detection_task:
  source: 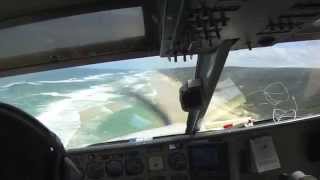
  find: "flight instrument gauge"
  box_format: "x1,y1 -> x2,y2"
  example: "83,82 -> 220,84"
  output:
125,157 -> 145,175
105,160 -> 123,177
168,152 -> 187,171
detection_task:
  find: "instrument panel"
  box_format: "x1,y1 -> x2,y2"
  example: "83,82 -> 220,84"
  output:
69,140 -> 229,180
67,118 -> 320,180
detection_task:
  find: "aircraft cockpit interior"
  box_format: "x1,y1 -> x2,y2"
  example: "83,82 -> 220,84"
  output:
1,0 -> 320,180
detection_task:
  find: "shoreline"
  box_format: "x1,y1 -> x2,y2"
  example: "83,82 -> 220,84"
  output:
66,71 -> 188,148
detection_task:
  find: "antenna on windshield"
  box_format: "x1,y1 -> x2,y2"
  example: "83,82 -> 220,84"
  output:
180,39 -> 238,134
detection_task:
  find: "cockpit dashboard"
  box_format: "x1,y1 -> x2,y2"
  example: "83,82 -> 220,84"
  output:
68,116 -> 320,180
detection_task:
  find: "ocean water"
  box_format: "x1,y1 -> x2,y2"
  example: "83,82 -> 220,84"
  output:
0,68 -> 183,148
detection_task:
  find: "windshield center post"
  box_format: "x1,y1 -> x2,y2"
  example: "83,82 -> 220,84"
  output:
183,39 -> 238,134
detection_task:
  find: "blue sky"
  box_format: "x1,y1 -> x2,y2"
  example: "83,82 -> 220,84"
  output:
81,40 -> 320,69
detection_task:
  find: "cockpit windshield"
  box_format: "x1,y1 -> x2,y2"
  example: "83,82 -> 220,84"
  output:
1,40 -> 320,149
0,56 -> 196,148
201,40 -> 320,130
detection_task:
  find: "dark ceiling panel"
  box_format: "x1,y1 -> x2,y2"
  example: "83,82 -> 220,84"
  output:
159,0 -> 320,58
0,0 -> 319,76
0,0 -> 144,29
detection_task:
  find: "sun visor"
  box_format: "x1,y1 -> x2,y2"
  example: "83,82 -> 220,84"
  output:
0,7 -> 145,58
0,6 -> 158,76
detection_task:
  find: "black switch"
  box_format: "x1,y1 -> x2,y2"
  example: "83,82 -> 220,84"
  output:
307,133 -> 320,162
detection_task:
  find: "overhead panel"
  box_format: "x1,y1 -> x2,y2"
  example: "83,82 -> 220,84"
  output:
160,0 -> 320,58
0,0 -> 320,76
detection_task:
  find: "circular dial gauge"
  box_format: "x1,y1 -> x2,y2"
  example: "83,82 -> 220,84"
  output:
86,162 -> 105,179
125,158 -> 144,175
168,152 -> 187,171
105,160 -> 123,177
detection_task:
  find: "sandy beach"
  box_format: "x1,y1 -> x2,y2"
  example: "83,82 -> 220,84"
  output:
66,70 -> 187,148
148,72 -> 188,123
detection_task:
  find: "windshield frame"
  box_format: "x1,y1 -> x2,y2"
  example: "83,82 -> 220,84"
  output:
185,39 -> 238,134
